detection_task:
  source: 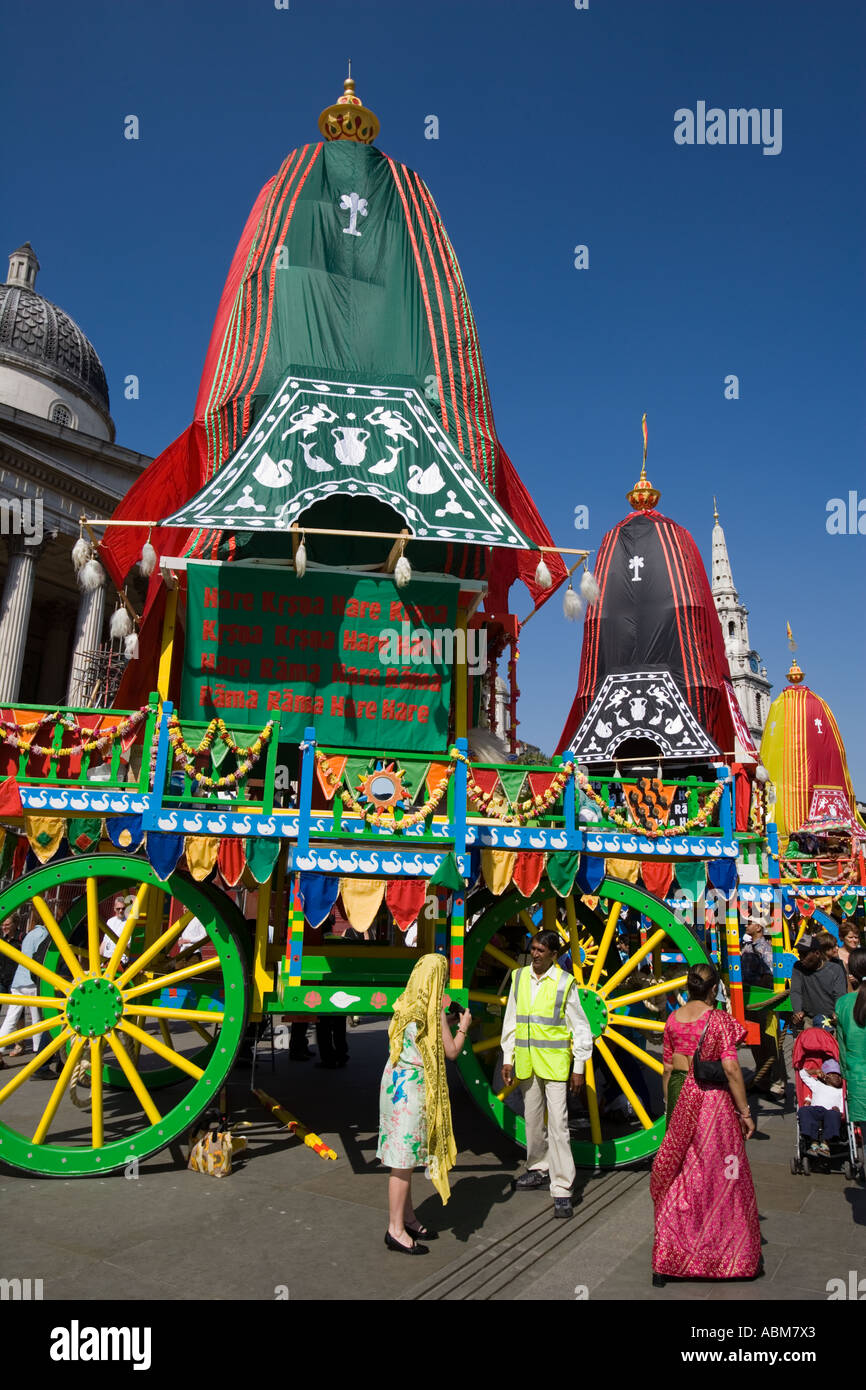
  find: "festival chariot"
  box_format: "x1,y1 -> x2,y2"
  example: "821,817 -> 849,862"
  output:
0,77 -> 863,1180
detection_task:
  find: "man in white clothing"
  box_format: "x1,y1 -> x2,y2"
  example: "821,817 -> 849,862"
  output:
501,929 -> 594,1218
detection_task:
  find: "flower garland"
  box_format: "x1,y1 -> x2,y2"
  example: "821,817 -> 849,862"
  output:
576,771 -> 724,836
168,715 -> 274,790
0,706 -> 150,758
315,749 -> 453,828
451,749 -> 576,826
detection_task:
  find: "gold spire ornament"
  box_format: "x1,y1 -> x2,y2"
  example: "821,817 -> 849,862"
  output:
318,63 -> 380,144
626,412 -> 661,511
786,657 -> 805,685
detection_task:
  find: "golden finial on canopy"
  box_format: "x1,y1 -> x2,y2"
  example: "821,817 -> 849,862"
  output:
786,657 -> 805,685
626,413 -> 661,511
318,63 -> 380,144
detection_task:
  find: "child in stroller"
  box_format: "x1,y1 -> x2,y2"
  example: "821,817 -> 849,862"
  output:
792,1027 -> 858,1177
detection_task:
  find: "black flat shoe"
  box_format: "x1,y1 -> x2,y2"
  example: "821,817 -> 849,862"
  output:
405,1222 -> 438,1241
652,1273 -> 666,1288
384,1232 -> 429,1255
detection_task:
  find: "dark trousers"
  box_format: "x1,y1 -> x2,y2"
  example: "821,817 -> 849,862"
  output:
798,1105 -> 842,1142
315,1016 -> 348,1065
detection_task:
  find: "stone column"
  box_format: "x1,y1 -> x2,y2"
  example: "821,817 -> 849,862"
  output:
66,581 -> 107,706
0,536 -> 41,702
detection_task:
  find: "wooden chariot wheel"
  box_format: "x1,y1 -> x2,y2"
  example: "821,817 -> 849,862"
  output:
455,876 -> 712,1169
0,856 -> 248,1176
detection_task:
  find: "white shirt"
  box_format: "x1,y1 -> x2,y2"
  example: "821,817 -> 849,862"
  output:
101,913 -> 128,960
799,1068 -> 843,1112
501,963 -> 594,1074
177,917 -> 208,949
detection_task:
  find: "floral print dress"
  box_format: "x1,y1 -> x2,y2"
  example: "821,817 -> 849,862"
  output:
377,1021 -> 427,1169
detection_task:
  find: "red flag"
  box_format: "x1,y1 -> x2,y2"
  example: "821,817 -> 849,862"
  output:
513,852 -> 546,898
386,879 -> 428,932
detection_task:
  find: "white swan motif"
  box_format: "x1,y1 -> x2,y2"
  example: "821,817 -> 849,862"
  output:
529,832 -> 547,849
407,461 -> 445,494
254,452 -> 293,488
358,856 -> 379,874
381,857 -> 402,875
706,841 -> 722,857
586,835 -> 604,853
619,836 -> 638,854
549,832 -> 568,850
130,798 -> 148,812
295,854 -> 317,872
655,837 -> 672,854
26,790 -> 48,808
209,815 -> 227,834
638,839 -> 655,855
688,841 -> 705,856
70,796 -> 89,811
90,796 -> 110,812
670,839 -> 690,855
158,815 -> 178,831
255,819 -> 276,836
48,795 -> 67,810
502,830 -> 522,849
182,814 -> 204,832
233,816 -> 252,835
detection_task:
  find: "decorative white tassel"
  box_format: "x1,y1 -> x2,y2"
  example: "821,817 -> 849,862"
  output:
580,569 -> 600,604
394,554 -> 412,588
756,765 -> 769,783
139,540 -> 157,577
534,557 -> 552,589
124,632 -> 139,660
79,558 -> 106,591
110,607 -> 133,641
294,540 -> 307,579
72,536 -> 90,572
563,583 -> 583,621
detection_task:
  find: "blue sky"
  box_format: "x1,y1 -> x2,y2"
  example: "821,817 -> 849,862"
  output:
4,0 -> 864,784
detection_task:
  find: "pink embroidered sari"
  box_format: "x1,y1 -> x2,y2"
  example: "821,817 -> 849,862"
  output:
650,1009 -> 761,1279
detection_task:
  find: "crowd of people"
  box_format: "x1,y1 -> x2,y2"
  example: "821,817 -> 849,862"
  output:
376,917 -> 866,1284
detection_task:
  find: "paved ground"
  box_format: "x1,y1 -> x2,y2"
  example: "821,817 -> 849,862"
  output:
1,1021 -> 863,1302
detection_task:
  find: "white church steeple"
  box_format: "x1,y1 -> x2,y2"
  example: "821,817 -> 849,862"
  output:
711,500 -> 772,744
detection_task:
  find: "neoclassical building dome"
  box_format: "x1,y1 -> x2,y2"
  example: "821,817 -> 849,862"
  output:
0,243 -> 113,440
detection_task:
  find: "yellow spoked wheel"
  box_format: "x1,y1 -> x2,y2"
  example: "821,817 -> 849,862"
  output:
457,876 -> 711,1168
0,856 -> 248,1176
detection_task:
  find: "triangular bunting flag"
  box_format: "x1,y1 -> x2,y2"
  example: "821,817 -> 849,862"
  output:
68,817 -> 102,853
640,862 -> 674,899
675,862 -> 707,901
481,849 -> 516,896
605,857 -> 640,884
316,754 -> 348,801
707,857 -> 737,895
217,837 -> 246,888
245,836 -> 281,885
512,852 -> 546,899
395,761 -> 429,803
576,854 -> 606,895
527,772 -> 559,801
210,735 -> 232,770
498,769 -> 528,809
339,878 -> 386,934
386,878 -> 428,932
24,815 -> 65,864
0,778 -> 24,818
547,850 -> 581,897
146,832 -> 185,881
429,851 -> 464,890
426,762 -> 453,799
185,835 -> 220,882
107,815 -> 144,851
299,873 -> 340,929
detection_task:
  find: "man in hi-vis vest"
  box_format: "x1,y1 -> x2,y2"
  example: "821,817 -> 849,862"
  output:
501,930 -> 593,1218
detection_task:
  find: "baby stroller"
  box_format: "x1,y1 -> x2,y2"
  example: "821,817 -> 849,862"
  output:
790,1027 -> 861,1180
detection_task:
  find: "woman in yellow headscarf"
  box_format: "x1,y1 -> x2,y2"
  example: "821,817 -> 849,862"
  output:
378,953 -> 471,1253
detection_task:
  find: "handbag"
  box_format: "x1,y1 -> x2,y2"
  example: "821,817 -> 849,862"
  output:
692,1010 -> 728,1088
187,1122 -> 248,1177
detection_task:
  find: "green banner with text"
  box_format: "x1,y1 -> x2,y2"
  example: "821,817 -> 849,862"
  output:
181,562 -> 457,751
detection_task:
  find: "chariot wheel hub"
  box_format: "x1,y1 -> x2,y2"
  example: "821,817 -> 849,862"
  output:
65,975 -> 124,1038
576,985 -> 609,1038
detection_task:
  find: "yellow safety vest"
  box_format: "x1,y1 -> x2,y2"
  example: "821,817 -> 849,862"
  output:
514,965 -> 575,1082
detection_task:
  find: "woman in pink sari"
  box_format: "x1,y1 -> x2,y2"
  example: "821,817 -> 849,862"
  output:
651,963 -> 762,1285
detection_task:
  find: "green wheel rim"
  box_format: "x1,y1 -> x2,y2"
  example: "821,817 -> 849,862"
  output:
456,877 -> 710,1170
0,857 -> 247,1177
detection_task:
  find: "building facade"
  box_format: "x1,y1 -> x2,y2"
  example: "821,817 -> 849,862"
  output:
0,243 -> 150,705
710,500 -> 772,744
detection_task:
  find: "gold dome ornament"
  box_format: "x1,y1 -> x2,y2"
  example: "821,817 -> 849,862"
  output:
626,412 -> 661,511
786,657 -> 805,686
318,65 -> 380,144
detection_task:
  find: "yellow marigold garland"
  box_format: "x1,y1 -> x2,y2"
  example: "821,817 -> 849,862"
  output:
576,771 -> 724,836
0,706 -> 150,758
451,749 -> 576,826
168,715 -> 274,790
